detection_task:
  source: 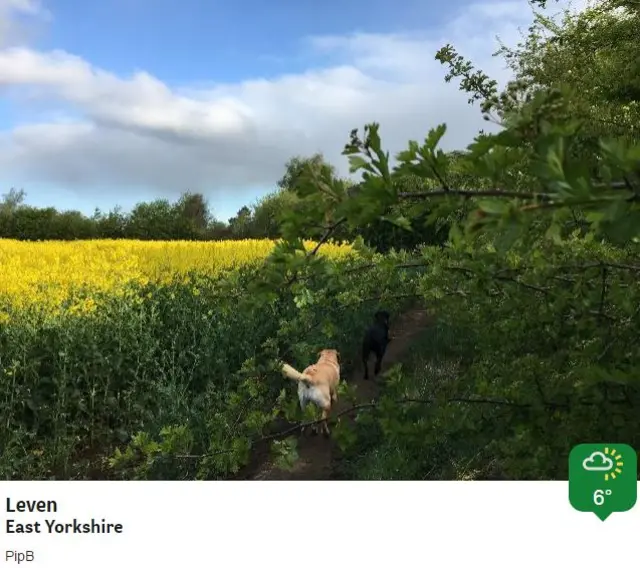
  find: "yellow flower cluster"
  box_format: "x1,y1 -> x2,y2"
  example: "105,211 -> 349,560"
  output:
0,239 -> 352,317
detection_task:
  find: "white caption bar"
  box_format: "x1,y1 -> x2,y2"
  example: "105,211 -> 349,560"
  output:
0,481 -> 637,567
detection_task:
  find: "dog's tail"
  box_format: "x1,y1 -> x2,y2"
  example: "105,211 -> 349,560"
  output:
282,363 -> 313,386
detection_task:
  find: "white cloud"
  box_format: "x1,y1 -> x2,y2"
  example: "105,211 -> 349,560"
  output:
0,0 -> 50,47
0,0 -> 588,204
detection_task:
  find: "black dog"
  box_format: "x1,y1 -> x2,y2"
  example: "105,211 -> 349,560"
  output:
362,310 -> 391,380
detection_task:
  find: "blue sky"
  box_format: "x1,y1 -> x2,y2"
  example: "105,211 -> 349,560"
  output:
0,0 -> 576,221
36,0 -> 464,80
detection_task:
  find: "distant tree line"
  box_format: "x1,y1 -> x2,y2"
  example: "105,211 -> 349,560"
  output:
1,151 -> 468,250
0,188 -> 234,241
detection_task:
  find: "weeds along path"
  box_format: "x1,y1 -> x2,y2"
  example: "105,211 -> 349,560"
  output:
244,306 -> 431,480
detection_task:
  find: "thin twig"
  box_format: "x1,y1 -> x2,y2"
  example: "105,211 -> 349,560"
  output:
597,302 -> 640,362
307,218 -> 347,257
285,217 -> 347,286
598,264 -> 608,323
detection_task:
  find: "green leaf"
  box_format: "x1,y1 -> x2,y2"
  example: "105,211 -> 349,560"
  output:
348,155 -> 370,173
383,215 -> 413,231
477,200 -> 508,215
424,124 -> 447,151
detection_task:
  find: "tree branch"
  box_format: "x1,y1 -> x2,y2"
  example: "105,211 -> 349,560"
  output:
495,261 -> 640,276
174,395 -> 538,461
398,188 -> 552,201
444,265 -> 551,294
396,181 -> 630,202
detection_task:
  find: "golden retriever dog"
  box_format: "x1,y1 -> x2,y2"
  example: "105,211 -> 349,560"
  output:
281,349 -> 340,437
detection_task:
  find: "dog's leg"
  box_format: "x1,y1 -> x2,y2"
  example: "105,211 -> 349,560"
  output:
310,405 -> 319,436
374,349 -> 383,376
320,407 -> 331,438
299,394 -> 309,436
362,348 -> 370,380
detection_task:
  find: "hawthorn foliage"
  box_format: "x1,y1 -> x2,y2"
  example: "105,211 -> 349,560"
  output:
259,0 -> 640,479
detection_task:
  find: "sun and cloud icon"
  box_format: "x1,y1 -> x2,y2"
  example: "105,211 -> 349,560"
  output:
582,447 -> 624,481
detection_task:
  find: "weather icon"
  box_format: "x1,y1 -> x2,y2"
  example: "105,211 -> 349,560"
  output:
582,447 -> 624,481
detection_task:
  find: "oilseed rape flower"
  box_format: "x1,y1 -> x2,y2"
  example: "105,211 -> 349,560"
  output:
0,238 -> 353,316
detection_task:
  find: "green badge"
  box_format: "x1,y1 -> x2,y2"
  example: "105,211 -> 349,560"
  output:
569,443 -> 637,521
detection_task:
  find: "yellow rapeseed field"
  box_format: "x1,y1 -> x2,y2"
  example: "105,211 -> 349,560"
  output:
0,238 -> 353,317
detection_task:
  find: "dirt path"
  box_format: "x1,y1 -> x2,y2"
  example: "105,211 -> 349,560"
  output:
247,307 -> 431,480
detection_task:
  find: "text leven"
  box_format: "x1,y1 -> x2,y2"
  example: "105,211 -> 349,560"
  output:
6,499 -> 57,514
5,498 -> 123,535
